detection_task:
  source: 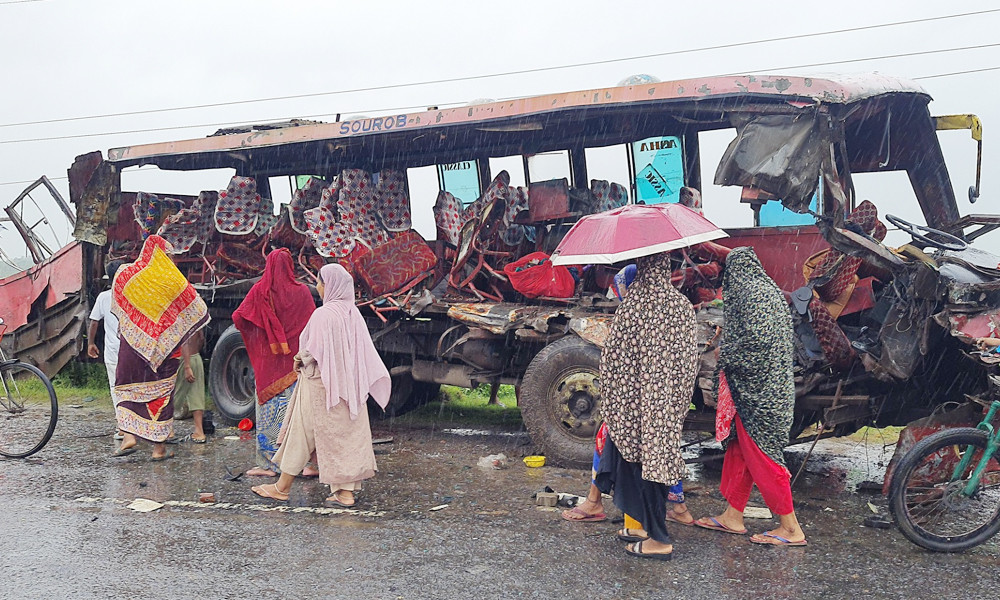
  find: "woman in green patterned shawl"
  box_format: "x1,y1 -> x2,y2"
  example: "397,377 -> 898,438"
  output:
694,246 -> 807,546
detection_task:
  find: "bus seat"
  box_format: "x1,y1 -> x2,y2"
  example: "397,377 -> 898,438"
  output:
134,192 -> 184,239
336,169 -> 388,247
304,206 -> 355,258
501,186 -> 529,246
255,198 -> 280,236
374,169 -> 412,231
289,176 -> 327,234
157,206 -> 201,253
591,180 -> 628,213
433,190 -> 464,246
801,199 -> 886,370
214,176 -> 262,235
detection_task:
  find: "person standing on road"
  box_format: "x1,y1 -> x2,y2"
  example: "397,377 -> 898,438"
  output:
594,252 -> 699,560
232,248 -> 316,477
88,260 -> 124,439
251,263 -> 390,506
564,259 -> 694,530
110,235 -> 209,461
694,246 -> 807,546
173,328 -> 208,443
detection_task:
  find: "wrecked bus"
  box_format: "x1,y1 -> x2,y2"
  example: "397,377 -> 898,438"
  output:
8,72 -> 996,468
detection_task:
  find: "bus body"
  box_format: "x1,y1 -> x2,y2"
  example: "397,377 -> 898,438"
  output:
17,71 -> 995,467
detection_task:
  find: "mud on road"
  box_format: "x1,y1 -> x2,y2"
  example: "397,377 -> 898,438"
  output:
1,405 -> 998,600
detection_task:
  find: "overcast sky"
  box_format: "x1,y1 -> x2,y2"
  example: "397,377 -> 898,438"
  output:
2,0 -> 999,257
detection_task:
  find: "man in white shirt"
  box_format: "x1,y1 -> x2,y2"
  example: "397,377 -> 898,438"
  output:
88,261 -> 123,437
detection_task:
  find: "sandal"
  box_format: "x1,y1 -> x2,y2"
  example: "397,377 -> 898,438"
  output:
750,532 -> 808,547
694,516 -> 748,535
625,540 -> 673,561
617,528 -> 649,543
111,445 -> 137,458
150,451 -> 175,462
324,490 -> 356,508
252,483 -> 289,501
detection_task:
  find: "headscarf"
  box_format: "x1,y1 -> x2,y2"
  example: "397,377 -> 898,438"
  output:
609,264 -> 637,300
718,246 -> 795,465
232,248 -> 316,403
300,264 -> 391,419
111,235 -> 209,371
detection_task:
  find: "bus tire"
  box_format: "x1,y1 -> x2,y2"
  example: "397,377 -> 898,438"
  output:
207,325 -> 256,425
520,336 -> 602,469
371,372 -> 440,419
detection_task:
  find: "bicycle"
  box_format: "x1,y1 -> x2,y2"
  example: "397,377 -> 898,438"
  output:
888,399 -> 1000,552
0,316 -> 59,458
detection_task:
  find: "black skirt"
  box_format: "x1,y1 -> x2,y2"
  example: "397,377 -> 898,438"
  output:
595,434 -> 672,544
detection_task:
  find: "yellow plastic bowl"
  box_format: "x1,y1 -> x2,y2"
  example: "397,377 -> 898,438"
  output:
523,455 -> 546,468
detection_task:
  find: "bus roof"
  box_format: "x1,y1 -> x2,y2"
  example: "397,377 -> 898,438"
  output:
107,73 -> 929,167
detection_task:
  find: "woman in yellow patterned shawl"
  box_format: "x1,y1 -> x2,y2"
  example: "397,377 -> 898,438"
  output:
110,235 -> 209,460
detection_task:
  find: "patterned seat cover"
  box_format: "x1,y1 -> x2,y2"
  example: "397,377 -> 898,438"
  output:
255,198 -> 281,236
289,177 -> 328,234
215,176 -> 261,235
433,190 -> 465,246
502,186 -> 529,246
374,169 -> 412,231
337,169 -> 388,247
304,206 -> 355,258
591,180 -> 629,213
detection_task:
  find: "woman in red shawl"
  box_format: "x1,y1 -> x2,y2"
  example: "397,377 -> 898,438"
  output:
251,263 -> 391,507
232,249 -> 316,477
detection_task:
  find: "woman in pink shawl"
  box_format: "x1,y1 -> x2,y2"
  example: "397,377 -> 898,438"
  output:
251,263 -> 391,506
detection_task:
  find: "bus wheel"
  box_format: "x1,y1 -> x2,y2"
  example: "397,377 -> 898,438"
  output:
520,336 -> 601,469
208,325 -> 256,425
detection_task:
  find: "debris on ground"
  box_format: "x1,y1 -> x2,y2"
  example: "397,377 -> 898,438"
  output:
477,453 -> 508,470
744,506 -> 773,519
127,498 -> 164,512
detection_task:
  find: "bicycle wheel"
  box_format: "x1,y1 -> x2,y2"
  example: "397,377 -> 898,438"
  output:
0,361 -> 58,458
888,427 -> 1000,552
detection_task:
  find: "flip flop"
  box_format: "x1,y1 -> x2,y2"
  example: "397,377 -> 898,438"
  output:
560,506 -> 607,523
252,484 -> 289,501
150,451 -> 175,462
625,540 -> 673,561
617,528 -> 649,543
324,497 -> 356,509
750,532 -> 808,547
111,446 -> 137,458
189,435 -> 207,444
694,517 -> 748,535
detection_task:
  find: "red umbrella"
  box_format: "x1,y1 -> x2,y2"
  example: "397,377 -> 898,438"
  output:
550,203 -> 728,265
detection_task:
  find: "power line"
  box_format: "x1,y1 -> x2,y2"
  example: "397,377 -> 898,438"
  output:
0,0 -> 49,4
2,62 -> 998,188
4,40 -> 999,148
717,42 -> 1000,77
1,8 -> 998,130
914,65 -> 1000,80
0,100 -> 468,146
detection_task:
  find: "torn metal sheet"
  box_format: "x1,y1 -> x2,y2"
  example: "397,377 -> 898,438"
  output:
714,112 -> 836,214
446,302 -> 575,335
69,157 -> 120,246
568,316 -> 612,348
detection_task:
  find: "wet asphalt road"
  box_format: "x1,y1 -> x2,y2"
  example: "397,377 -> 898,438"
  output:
2,405 -> 998,600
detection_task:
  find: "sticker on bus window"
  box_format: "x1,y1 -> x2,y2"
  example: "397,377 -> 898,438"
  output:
632,136 -> 684,204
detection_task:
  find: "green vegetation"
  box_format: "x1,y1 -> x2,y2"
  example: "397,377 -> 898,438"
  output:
50,362 -> 113,406
396,384 -> 523,429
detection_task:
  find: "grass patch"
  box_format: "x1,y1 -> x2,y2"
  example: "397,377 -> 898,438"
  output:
849,425 -> 903,445
394,384 -> 523,430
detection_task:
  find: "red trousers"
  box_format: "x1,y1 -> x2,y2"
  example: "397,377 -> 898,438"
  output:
720,416 -> 794,515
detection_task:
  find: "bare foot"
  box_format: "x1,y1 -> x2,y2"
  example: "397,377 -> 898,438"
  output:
246,467 -> 277,477
561,498 -> 606,522
667,505 -> 695,525
300,466 -> 319,478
